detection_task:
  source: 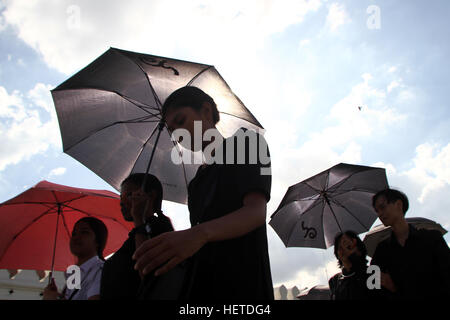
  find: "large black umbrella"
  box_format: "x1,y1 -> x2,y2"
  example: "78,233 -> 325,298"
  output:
363,217 -> 448,257
269,163 -> 389,249
51,47 -> 264,204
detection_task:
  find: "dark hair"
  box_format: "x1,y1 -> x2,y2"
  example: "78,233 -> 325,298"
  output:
372,188 -> 409,215
76,217 -> 108,260
334,230 -> 367,269
161,86 -> 220,125
121,173 -> 163,214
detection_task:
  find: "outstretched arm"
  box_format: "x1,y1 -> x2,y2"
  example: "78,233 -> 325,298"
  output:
132,192 -> 267,276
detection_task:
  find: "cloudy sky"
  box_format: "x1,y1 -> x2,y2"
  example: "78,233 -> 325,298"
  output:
1,0 -> 449,290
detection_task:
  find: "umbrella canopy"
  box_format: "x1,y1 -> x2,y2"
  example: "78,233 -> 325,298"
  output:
297,285 -> 331,300
269,163 -> 389,249
363,217 -> 448,257
0,181 -> 134,272
51,47 -> 264,204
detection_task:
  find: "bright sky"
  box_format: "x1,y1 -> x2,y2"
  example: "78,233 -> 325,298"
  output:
1,0 -> 449,290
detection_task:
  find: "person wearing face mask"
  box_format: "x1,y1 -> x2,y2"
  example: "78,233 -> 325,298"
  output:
43,217 -> 107,300
329,231 -> 370,300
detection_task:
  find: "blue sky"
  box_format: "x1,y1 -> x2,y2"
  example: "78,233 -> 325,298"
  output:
1,0 -> 449,289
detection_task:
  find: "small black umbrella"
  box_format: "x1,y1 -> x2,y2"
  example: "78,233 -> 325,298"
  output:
51,47 -> 264,204
363,217 -> 448,257
269,163 -> 389,249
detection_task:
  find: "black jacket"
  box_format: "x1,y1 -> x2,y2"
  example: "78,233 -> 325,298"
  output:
370,224 -> 450,300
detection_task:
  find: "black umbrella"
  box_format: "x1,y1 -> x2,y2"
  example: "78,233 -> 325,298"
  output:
363,217 -> 448,257
51,47 -> 264,204
269,163 -> 389,249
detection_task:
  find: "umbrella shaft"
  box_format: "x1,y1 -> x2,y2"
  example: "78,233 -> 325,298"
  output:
142,121 -> 165,191
49,204 -> 61,284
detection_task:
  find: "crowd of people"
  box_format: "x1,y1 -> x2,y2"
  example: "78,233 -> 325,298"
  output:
42,87 -> 449,300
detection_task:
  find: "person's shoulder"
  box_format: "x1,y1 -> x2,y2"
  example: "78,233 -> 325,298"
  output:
371,236 -> 391,259
329,272 -> 342,283
415,227 -> 445,242
328,272 -> 342,289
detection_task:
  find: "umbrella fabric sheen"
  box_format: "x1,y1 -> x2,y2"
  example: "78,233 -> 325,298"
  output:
51,47 -> 264,204
0,181 -> 133,272
270,163 -> 389,249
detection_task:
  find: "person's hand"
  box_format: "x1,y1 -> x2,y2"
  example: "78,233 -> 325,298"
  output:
43,278 -> 60,300
380,272 -> 397,292
130,189 -> 150,226
133,226 -> 208,276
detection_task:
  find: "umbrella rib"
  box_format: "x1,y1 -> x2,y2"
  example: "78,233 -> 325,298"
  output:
327,168 -> 381,193
64,115 -> 159,153
326,199 -> 344,234
218,110 -> 264,127
60,212 -> 73,243
186,66 -> 214,86
331,198 -> 372,231
129,122 -> 160,175
61,204 -> 131,232
0,205 -> 58,263
118,51 -> 164,110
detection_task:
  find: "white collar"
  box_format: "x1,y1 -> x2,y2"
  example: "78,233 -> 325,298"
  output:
79,255 -> 102,273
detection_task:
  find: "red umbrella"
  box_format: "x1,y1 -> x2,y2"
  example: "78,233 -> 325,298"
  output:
0,180 -> 134,274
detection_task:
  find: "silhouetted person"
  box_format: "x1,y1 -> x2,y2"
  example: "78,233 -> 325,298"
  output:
371,188 -> 450,299
100,173 -> 179,300
329,231 -> 370,300
43,217 -> 107,300
133,87 -> 273,300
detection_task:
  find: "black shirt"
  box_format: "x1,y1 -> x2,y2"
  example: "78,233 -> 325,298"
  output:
180,128 -> 273,300
329,255 -> 370,300
100,234 -> 141,300
370,224 -> 450,299
101,214 -> 183,300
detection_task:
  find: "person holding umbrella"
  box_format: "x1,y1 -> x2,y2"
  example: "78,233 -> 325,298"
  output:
43,217 -> 108,300
133,86 -> 273,300
329,231 -> 371,300
371,188 -> 450,299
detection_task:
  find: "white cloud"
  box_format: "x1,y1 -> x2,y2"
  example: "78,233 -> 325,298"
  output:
299,38 -> 311,47
326,2 -> 351,32
402,142 -> 450,203
48,167 -> 66,177
1,0 -> 322,74
274,257 -> 340,289
0,83 -> 61,171
387,80 -> 401,93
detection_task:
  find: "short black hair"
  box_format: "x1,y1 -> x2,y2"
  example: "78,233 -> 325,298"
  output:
333,230 -> 367,269
121,173 -> 163,213
372,188 -> 409,215
161,86 -> 220,125
76,217 -> 108,260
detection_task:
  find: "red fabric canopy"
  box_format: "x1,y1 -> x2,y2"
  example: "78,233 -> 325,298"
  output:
0,180 -> 133,271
